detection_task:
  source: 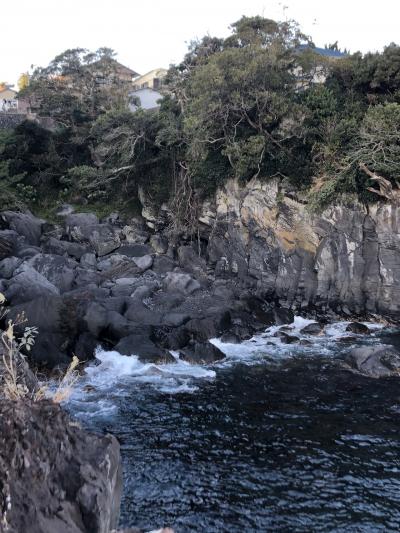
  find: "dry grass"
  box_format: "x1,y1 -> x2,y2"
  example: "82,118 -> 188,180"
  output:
52,356 -> 81,403
0,292 -> 81,403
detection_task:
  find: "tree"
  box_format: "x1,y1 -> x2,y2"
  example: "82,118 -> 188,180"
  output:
17,73 -> 30,91
20,48 -> 131,130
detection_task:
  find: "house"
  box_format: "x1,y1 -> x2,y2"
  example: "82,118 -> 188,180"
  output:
129,87 -> 163,111
294,45 -> 347,89
129,68 -> 167,111
0,85 -> 18,112
132,68 -> 167,91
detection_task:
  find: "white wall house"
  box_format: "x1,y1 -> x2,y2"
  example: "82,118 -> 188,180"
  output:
129,87 -> 163,111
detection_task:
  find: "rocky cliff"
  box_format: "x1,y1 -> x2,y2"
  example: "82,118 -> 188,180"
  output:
193,178 -> 400,319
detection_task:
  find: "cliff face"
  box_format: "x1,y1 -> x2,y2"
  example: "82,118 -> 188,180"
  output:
197,178 -> 400,319
0,400 -> 122,533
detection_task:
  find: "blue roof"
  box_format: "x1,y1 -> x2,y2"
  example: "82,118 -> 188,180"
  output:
297,44 -> 347,58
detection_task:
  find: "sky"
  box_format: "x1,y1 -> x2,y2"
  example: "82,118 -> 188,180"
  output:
2,0 -> 400,87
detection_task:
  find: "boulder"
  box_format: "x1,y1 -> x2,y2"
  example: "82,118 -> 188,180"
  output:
300,322 -> 323,335
220,332 -> 241,344
27,253 -> 77,293
4,263 -> 59,304
278,332 -> 300,344
80,253 -> 97,270
124,301 -> 163,326
115,334 -> 175,363
0,211 -> 43,246
0,400 -> 122,533
150,234 -> 169,254
42,237 -> 90,259
346,345 -> 400,378
152,255 -> 176,275
163,272 -> 201,295
0,230 -> 20,259
121,220 -> 150,244
0,256 -> 21,279
163,312 -> 191,328
179,341 -> 226,364
177,245 -> 207,278
84,302 -> 108,337
74,332 -> 99,360
89,225 -> 121,257
118,244 -> 152,257
346,322 -> 371,335
132,254 -> 153,271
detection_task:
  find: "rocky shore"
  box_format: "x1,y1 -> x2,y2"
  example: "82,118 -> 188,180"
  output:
1,177 -> 400,531
1,177 -> 400,371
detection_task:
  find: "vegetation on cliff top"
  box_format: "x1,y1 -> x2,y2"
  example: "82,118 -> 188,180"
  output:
1,16 -> 400,221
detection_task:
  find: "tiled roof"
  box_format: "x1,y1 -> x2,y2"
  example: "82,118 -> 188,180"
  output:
297,45 -> 347,58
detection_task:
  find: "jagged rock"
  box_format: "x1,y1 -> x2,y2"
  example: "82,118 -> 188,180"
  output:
42,236 -> 90,259
84,302 -> 108,337
163,272 -> 201,295
279,333 -> 300,344
0,230 -> 21,260
179,341 -> 226,364
0,400 -> 122,533
163,312 -> 191,327
124,301 -> 163,326
80,252 -> 97,269
27,253 -> 77,293
0,256 -> 21,279
74,332 -> 99,360
16,245 -> 42,259
150,234 -> 169,254
4,263 -> 59,304
220,332 -> 241,344
65,214 -> 121,256
118,244 -> 152,257
89,225 -> 121,257
177,245 -> 207,278
0,211 -> 44,246
152,255 -> 176,275
346,322 -> 371,334
121,219 -> 149,244
115,334 -> 175,363
346,345 -> 400,378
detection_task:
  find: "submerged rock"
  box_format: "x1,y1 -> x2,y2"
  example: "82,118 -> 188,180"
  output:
179,341 -> 226,364
0,400 -> 122,533
300,322 -> 323,335
346,322 -> 371,335
346,344 -> 400,378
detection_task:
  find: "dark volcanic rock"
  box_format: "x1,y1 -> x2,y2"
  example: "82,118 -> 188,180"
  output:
118,244 -> 152,257
279,333 -> 300,344
4,263 -> 59,304
0,211 -> 43,246
300,322 -> 323,335
346,344 -> 400,378
346,322 -> 371,335
179,341 -> 226,364
115,334 -> 175,363
0,400 -> 122,533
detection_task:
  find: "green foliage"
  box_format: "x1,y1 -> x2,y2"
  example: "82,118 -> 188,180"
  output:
1,17 -> 400,220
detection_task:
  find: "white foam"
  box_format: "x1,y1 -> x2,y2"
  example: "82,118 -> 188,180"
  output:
68,316 -> 385,417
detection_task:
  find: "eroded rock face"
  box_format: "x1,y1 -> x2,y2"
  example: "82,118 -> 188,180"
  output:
0,400 -> 122,533
201,178 -> 400,319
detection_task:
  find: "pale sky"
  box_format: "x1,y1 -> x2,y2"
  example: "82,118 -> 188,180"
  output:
3,0 -> 399,87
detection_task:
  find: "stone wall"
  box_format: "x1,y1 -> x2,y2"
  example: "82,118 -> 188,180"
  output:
0,113 -> 26,129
